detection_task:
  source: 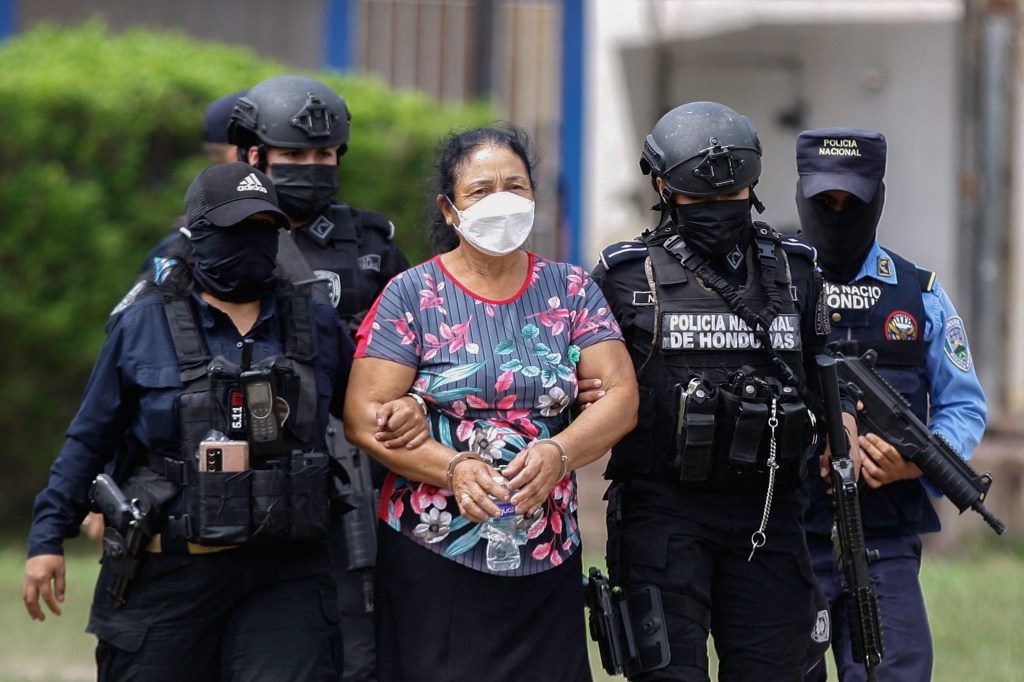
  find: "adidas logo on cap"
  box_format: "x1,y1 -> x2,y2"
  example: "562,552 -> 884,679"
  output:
237,173 -> 268,194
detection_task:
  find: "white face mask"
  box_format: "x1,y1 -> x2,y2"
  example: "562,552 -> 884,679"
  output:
448,191 -> 535,256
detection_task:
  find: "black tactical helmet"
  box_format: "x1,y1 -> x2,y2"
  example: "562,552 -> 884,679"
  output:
229,75 -> 351,154
640,101 -> 762,199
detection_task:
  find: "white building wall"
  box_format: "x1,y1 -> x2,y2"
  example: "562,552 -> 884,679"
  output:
586,1 -> 963,297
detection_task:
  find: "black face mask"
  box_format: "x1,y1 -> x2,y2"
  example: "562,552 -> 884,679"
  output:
797,184 -> 885,283
270,163 -> 340,222
672,198 -> 753,260
190,219 -> 279,302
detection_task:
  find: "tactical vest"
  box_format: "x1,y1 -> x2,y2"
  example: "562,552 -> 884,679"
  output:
608,228 -> 812,485
142,289 -> 332,547
286,203 -> 395,327
806,250 -> 940,536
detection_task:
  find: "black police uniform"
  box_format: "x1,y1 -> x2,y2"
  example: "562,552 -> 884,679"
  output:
593,224 -> 834,681
281,201 -> 410,333
276,200 -> 409,682
30,283 -> 353,681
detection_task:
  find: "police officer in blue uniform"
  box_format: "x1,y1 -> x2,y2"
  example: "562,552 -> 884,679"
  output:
229,74 -> 416,682
795,128 -> 987,682
24,162 -> 353,680
592,102 -> 860,681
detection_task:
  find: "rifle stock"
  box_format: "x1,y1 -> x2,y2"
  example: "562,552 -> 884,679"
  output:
834,350 -> 1005,534
817,355 -> 884,681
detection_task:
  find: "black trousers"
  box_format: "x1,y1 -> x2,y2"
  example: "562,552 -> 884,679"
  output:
608,479 -> 817,682
88,543 -> 339,682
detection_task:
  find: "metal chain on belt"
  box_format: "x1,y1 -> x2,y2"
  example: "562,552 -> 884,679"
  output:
749,397 -> 780,561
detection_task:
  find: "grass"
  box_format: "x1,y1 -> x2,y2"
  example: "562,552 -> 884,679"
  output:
3,538 -> 1022,681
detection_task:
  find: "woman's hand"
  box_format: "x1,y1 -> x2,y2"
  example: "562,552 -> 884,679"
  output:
450,458 -> 510,524
374,395 -> 430,450
504,441 -> 567,515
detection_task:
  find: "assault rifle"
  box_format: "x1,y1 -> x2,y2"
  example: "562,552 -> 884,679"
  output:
834,350 -> 1005,534
817,355 -> 885,681
583,566 -> 636,676
90,474 -> 148,608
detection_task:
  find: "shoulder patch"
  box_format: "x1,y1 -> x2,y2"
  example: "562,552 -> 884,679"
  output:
599,240 -> 648,270
943,316 -> 972,372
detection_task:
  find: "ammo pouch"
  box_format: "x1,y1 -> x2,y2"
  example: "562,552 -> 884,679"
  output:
169,451 -> 331,546
672,374 -> 811,481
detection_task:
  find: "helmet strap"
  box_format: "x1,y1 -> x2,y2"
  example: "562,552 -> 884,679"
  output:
749,186 -> 766,214
253,144 -> 269,173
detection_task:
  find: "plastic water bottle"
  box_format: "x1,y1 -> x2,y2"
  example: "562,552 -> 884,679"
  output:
484,477 -> 520,571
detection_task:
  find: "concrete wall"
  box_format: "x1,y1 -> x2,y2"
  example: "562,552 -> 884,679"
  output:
587,4 -> 963,300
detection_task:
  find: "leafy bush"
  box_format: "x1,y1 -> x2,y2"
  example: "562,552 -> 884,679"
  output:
0,21 -> 493,531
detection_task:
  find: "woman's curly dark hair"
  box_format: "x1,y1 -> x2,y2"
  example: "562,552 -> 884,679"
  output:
428,124 -> 538,254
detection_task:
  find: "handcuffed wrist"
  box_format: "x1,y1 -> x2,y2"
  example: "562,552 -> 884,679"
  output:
446,451 -> 485,491
534,438 -> 569,480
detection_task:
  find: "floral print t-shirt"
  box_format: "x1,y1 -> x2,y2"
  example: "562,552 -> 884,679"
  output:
355,253 -> 622,575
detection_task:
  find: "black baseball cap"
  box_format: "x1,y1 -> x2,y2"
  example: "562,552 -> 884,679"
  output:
203,89 -> 248,144
184,162 -> 288,228
796,128 -> 887,202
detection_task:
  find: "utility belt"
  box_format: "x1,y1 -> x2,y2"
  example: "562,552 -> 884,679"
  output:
146,449 -> 331,550
668,369 -> 815,482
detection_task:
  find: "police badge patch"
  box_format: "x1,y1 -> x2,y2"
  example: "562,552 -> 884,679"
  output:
358,254 -> 382,272
885,310 -> 918,341
811,609 -> 831,644
943,316 -> 973,372
314,269 -> 343,308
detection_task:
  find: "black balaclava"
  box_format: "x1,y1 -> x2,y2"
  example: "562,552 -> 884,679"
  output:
672,198 -> 753,260
190,218 -> 279,302
797,183 -> 885,283
269,163 -> 340,222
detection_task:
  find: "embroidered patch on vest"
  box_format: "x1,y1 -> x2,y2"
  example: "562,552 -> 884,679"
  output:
885,310 -> 918,340
308,214 -> 335,242
943,316 -> 972,372
877,255 -> 892,278
811,609 -> 831,644
358,254 -> 382,272
660,313 -> 802,350
725,246 -> 744,270
632,290 -> 654,306
314,269 -> 342,308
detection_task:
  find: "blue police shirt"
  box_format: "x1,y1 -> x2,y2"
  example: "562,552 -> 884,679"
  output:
852,242 -> 987,466
28,290 -> 353,557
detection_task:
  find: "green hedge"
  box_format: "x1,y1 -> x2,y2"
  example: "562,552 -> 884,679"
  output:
0,21 -> 493,534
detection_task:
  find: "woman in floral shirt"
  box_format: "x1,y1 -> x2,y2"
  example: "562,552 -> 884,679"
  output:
344,126 -> 638,681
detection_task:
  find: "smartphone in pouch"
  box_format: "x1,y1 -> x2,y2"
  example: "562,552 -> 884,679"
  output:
199,440 -> 250,472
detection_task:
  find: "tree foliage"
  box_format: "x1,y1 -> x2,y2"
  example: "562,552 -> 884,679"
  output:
0,21 -> 493,532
